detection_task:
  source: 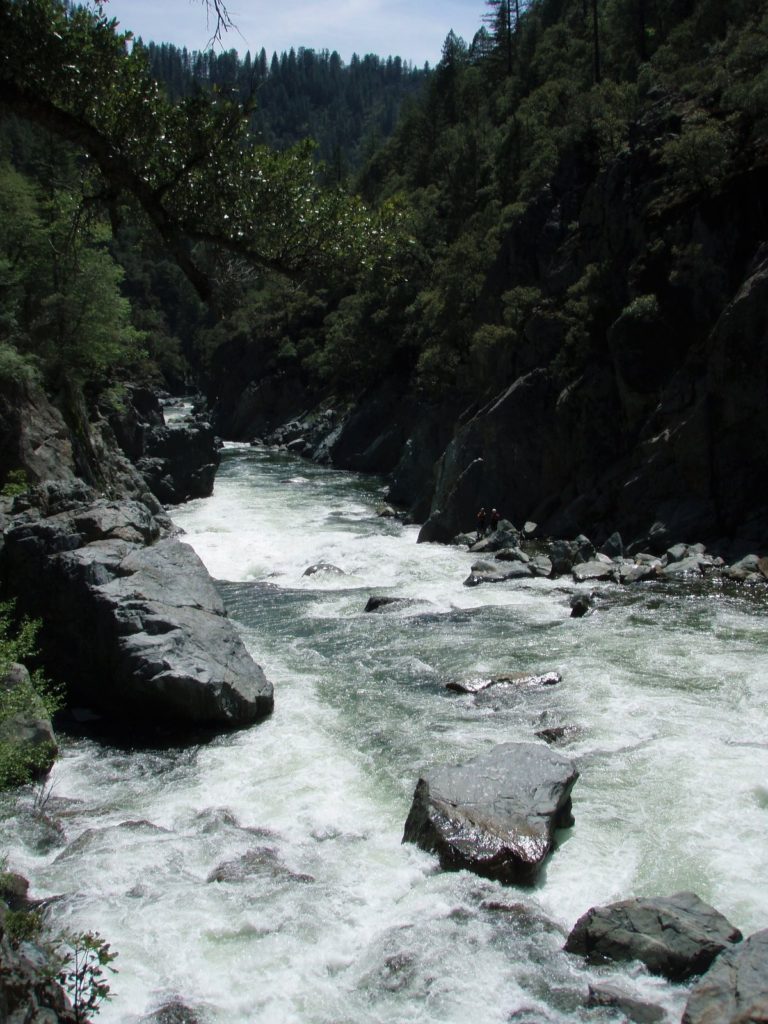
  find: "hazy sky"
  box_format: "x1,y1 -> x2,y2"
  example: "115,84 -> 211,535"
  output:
101,0 -> 486,67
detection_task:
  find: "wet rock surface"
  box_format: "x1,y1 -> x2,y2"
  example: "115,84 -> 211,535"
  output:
402,741 -> 579,885
565,892 -> 743,980
587,982 -> 664,1023
682,927 -> 768,1024
446,671 -> 561,695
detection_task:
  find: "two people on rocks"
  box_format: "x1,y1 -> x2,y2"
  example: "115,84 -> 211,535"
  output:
476,507 -> 500,540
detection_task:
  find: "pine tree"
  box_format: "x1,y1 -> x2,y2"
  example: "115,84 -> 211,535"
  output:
484,0 -> 517,75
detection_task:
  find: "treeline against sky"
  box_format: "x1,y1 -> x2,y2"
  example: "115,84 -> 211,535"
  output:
145,42 -> 429,177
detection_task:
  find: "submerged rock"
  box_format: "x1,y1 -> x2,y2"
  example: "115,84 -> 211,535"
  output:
682,927 -> 768,1024
535,725 -> 579,745
364,596 -> 421,612
569,593 -> 594,618
587,982 -> 664,1024
565,892 -> 742,980
206,847 -> 314,885
402,741 -> 579,885
303,563 -> 345,576
139,1001 -> 209,1024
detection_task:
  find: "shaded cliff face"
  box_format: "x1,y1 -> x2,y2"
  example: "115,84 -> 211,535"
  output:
414,134 -> 768,549
201,77 -> 768,552
419,243 -> 768,550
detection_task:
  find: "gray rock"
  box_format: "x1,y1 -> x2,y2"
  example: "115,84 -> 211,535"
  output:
402,742 -> 579,885
463,563 -> 533,586
572,560 -> 618,583
666,542 -> 690,563
446,671 -> 561,694
139,1001 -> 209,1024
1,498 -> 273,729
549,536 -> 596,576
565,892 -> 742,980
682,927 -> 768,1024
206,847 -> 313,884
495,547 -> 530,563
587,982 -> 664,1023
634,552 -> 662,566
600,532 -> 624,559
661,555 -> 706,578
530,554 -> 553,577
728,553 -> 761,573
450,532 -> 476,547
569,593 -> 593,617
470,560 -> 497,573
618,562 -> 658,584
535,725 -> 579,745
364,596 -> 419,612
303,563 -> 345,576
469,520 -> 520,553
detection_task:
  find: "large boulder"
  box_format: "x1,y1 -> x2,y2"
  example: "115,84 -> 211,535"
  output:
138,420 -> 220,504
682,927 -> 768,1024
402,742 -> 579,885
1,493 -> 273,729
564,892 -> 742,981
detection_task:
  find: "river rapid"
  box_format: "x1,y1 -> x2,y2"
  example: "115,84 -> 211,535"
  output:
2,441 -> 767,1023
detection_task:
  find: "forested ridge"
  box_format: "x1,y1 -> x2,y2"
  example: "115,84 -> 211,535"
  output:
146,41 -> 429,176
1,0 -> 767,545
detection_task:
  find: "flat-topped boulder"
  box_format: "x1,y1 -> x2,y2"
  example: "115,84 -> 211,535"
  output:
463,563 -> 533,586
402,741 -> 579,885
565,892 -> 742,980
682,927 -> 768,1024
572,560 -> 618,583
1,492 -> 273,730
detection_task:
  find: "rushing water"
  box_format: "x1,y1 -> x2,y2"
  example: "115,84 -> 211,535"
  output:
2,441 -> 768,1023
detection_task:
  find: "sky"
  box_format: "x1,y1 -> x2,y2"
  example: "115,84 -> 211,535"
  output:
101,0 -> 487,67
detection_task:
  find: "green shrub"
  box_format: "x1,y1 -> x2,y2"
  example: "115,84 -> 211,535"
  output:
0,601 -> 62,790
55,930 -> 118,1023
1,469 -> 30,498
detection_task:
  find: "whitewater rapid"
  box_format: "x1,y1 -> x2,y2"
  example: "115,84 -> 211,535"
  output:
1,441 -> 766,1023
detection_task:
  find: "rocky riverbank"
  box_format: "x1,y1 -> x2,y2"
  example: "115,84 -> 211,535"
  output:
0,383 -> 273,754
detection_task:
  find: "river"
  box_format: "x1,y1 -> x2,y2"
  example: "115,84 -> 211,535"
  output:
2,441 -> 767,1023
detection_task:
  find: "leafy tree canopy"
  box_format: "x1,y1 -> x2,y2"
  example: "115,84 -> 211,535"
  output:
0,0 -> 404,304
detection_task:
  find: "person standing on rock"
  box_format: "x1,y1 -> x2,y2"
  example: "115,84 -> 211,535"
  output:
476,507 -> 487,539
490,508 -> 500,532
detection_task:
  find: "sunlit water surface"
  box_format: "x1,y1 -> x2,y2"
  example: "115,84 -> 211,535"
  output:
2,442 -> 767,1023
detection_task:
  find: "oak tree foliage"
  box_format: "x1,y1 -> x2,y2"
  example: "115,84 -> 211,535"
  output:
0,0 -> 403,303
